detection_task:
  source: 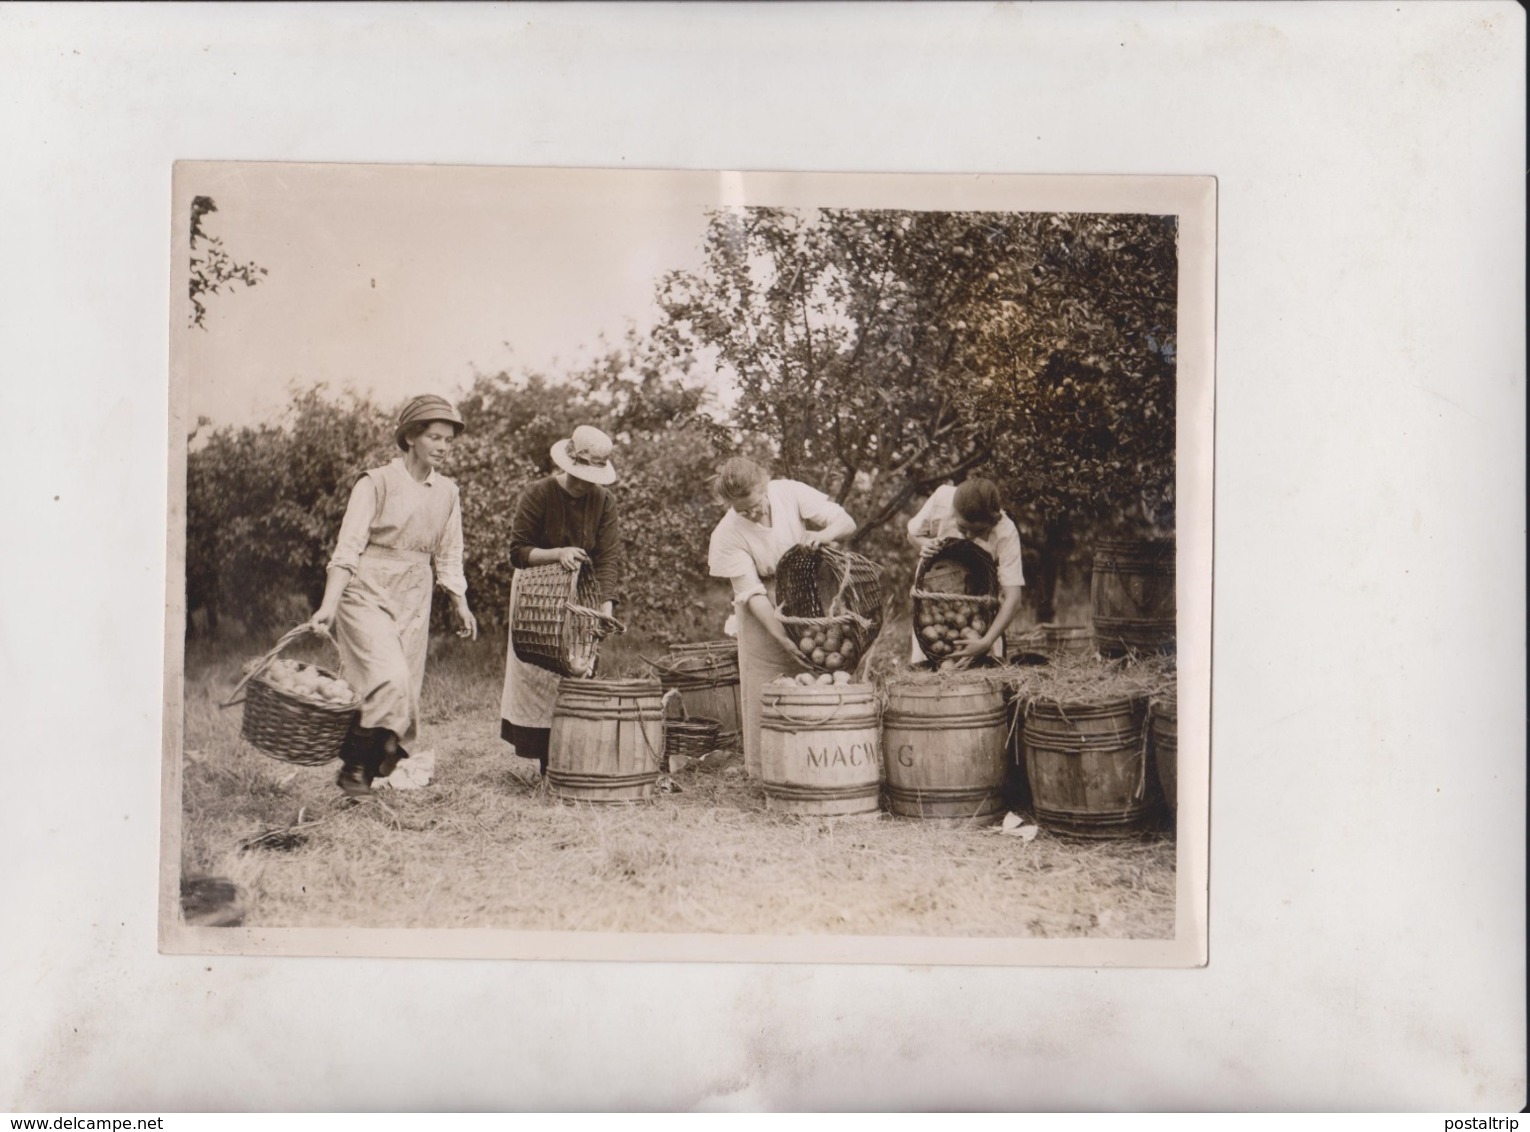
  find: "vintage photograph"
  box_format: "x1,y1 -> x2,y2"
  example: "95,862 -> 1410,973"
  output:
162,164 -> 1213,965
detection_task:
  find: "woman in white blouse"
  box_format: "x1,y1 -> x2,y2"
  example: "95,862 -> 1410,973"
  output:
706,457 -> 857,777
308,395 -> 479,797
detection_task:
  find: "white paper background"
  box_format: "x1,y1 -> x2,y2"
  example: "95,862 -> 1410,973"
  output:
1,1 -> 1523,1112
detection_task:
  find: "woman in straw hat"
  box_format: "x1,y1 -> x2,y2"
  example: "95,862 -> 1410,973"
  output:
308,394 -> 479,797
499,425 -> 624,777
706,456 -> 857,778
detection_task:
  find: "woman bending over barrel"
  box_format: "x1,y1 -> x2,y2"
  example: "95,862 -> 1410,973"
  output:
499,425 -> 623,777
906,477 -> 1025,665
309,395 -> 480,797
706,457 -> 857,777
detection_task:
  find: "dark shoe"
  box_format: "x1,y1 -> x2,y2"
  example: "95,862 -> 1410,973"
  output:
336,763 -> 373,798
375,733 -> 408,780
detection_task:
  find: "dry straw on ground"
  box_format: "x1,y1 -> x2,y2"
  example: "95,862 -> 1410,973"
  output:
180,628 -> 1175,939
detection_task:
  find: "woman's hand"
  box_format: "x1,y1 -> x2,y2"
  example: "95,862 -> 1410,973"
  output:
916,537 -> 939,561
453,596 -> 479,641
951,636 -> 993,660
556,546 -> 590,571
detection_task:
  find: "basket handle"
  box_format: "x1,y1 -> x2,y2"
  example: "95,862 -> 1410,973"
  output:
662,689 -> 689,722
566,601 -> 626,638
639,689 -> 682,761
220,624 -> 336,709
767,689 -> 851,725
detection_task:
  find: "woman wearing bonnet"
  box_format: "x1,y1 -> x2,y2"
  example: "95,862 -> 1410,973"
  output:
499,425 -> 624,777
706,457 -> 856,778
308,394 -> 479,798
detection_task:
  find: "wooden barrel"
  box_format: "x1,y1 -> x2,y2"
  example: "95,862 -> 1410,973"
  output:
1022,695 -> 1159,838
759,683 -> 881,816
1151,700 -> 1178,814
659,640 -> 742,749
1090,539 -> 1175,656
1044,623 -> 1094,658
883,679 -> 1007,822
547,678 -> 667,803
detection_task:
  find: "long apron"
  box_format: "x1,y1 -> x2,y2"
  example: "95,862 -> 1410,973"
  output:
737,582 -> 800,779
333,545 -> 434,747
499,567 -> 562,745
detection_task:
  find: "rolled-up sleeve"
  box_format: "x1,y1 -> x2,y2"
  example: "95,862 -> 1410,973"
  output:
433,486 -> 468,596
907,487 -> 946,540
326,475 -> 378,577
994,518 -> 1026,588
709,521 -> 767,603
789,480 -> 853,533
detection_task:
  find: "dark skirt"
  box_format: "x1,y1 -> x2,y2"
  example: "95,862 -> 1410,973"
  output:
501,719 -> 550,769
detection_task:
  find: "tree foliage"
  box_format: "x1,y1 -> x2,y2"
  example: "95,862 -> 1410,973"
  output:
658,206 -> 1178,620
185,337 -> 738,638
189,196 -> 268,329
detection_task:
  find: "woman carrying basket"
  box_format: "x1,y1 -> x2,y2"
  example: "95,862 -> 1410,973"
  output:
499,425 -> 623,777
308,395 -> 480,797
906,477 -> 1025,665
706,457 -> 857,777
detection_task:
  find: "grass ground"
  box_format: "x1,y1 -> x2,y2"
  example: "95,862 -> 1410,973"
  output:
180,621 -> 1175,938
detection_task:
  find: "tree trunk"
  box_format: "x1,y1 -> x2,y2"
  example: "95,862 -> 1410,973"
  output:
1034,515 -> 1069,625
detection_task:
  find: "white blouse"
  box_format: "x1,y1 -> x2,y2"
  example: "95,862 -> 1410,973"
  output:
907,484 -> 1026,588
326,458 -> 468,596
707,479 -> 852,603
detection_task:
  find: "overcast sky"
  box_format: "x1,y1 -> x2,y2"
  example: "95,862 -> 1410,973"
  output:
180,163 -> 719,428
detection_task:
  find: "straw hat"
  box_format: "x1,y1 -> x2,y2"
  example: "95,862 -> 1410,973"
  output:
550,425 -> 618,485
394,394 -> 465,452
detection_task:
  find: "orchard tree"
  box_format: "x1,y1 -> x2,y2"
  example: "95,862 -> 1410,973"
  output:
939,212 -> 1178,619
657,208 -> 992,544
185,387 -> 392,632
659,205 -> 1178,622
189,195 -> 267,329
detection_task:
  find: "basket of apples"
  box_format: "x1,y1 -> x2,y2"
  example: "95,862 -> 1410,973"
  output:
774,543 -> 885,678
912,539 -> 1003,668
222,625 -> 361,766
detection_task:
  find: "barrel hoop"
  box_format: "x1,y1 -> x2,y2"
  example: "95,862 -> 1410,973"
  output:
660,674 -> 739,691
762,780 -> 881,802
552,707 -> 665,722
1094,615 -> 1175,630
759,714 -> 880,733
1025,732 -> 1141,754
546,770 -> 660,789
1034,802 -> 1151,827
885,783 -> 999,806
883,708 -> 1008,731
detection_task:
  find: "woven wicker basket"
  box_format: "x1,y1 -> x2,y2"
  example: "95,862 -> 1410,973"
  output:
511,561 -> 625,677
775,543 -> 885,674
663,695 -> 722,761
222,625 -> 360,766
911,539 -> 1003,665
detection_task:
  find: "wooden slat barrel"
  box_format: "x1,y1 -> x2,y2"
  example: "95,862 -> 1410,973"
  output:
659,640 -> 742,749
759,683 -> 881,817
1022,695 -> 1159,838
1044,623 -> 1095,658
1090,539 -> 1176,656
547,678 -> 666,804
1151,699 -> 1178,815
883,679 -> 1007,822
